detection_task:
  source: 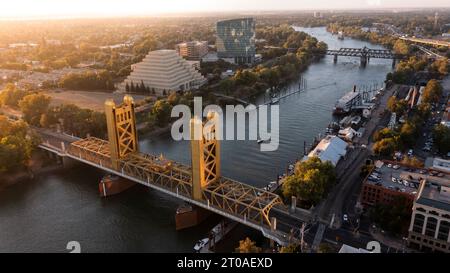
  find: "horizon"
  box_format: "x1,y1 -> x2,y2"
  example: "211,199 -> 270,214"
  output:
1,0 -> 450,20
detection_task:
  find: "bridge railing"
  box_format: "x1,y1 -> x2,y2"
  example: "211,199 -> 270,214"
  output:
65,137 -> 286,230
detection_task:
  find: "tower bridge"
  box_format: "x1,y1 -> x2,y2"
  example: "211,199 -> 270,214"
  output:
38,95 -> 308,246
326,47 -> 404,67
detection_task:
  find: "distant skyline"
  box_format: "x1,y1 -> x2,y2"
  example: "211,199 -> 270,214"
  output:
1,0 -> 450,19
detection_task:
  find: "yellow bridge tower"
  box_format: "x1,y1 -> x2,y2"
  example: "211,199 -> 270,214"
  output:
190,112 -> 221,201
104,95 -> 139,170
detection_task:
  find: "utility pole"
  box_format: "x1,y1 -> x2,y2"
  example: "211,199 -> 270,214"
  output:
300,223 -> 305,253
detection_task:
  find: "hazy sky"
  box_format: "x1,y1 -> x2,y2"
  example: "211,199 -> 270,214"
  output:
1,0 -> 449,19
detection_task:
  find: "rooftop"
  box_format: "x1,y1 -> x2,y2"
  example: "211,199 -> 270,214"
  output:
337,91 -> 360,104
307,135 -> 348,166
365,161 -> 450,196
416,182 -> 450,212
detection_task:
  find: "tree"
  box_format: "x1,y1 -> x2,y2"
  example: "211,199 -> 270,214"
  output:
0,84 -> 28,108
18,93 -> 51,126
393,39 -> 410,55
387,96 -> 408,116
373,128 -> 396,142
235,238 -> 261,253
282,157 -> 336,207
168,92 -> 180,106
399,122 -> 418,148
422,79 -> 443,104
0,116 -> 35,173
373,138 -> 397,156
369,195 -> 412,235
280,244 -> 301,253
317,243 -> 334,253
151,100 -> 172,127
430,58 -> 449,75
401,156 -> 424,168
433,124 -> 450,154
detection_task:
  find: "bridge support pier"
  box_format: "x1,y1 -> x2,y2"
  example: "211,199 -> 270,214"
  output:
333,54 -> 338,63
392,58 -> 396,68
360,56 -> 367,67
62,156 -> 77,169
175,204 -> 212,230
99,174 -> 135,197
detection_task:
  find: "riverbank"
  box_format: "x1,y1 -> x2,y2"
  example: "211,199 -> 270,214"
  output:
0,151 -> 61,192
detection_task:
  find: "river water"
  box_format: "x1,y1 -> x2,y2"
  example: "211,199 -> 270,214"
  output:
0,27 -> 394,252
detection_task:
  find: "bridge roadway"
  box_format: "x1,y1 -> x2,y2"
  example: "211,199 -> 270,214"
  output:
37,129 -> 310,246
400,37 -> 450,48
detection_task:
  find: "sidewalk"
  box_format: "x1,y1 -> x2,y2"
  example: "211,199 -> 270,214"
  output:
369,227 -> 415,253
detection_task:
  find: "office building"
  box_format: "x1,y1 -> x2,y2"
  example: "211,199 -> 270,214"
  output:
216,18 -> 256,64
118,50 -> 206,95
175,41 -> 209,60
408,180 -> 450,252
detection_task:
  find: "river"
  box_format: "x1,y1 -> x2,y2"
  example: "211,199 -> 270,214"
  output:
0,27 -> 394,252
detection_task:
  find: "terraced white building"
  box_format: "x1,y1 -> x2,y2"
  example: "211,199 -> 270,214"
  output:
118,50 -> 206,95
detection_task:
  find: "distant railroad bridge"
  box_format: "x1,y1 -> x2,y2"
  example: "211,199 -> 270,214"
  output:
326,47 -> 405,67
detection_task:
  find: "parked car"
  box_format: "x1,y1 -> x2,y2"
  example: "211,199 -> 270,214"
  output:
193,238 -> 209,252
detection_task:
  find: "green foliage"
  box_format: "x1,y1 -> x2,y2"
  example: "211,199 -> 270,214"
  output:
370,195 -> 412,235
422,79 -> 443,104
373,137 -> 397,156
280,244 -> 301,253
360,164 -> 375,178
401,156 -> 424,168
433,124 -> 450,154
282,157 -> 336,207
389,57 -> 427,84
373,128 -> 396,142
393,39 -> 410,55
0,84 -> 28,108
0,115 -> 35,173
59,70 -> 114,91
151,100 -> 172,127
430,58 -> 449,75
41,104 -> 106,138
235,238 -> 261,253
387,96 -> 408,116
18,93 -> 51,126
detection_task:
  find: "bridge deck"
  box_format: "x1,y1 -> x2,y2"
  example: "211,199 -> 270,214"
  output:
67,137 -> 285,229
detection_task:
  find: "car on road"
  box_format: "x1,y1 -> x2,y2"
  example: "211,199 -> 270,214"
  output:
387,164 -> 393,168
343,214 -> 348,222
393,165 -> 400,170
392,177 -> 397,183
408,149 -> 413,156
193,238 -> 209,252
437,173 -> 445,177
419,169 -> 427,174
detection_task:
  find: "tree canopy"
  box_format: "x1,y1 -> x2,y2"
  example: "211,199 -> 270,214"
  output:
282,157 -> 336,207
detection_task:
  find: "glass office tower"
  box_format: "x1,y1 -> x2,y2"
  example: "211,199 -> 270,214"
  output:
216,18 -> 256,65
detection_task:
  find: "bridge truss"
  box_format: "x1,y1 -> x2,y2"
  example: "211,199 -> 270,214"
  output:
326,47 -> 403,59
68,137 -> 285,228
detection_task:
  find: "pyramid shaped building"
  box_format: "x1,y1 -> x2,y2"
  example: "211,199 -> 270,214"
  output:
118,50 -> 206,95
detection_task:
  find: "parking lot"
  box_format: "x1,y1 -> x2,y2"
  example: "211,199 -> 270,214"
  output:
366,161 -> 449,196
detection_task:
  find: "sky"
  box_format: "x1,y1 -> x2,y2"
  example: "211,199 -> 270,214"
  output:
1,0 -> 449,19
